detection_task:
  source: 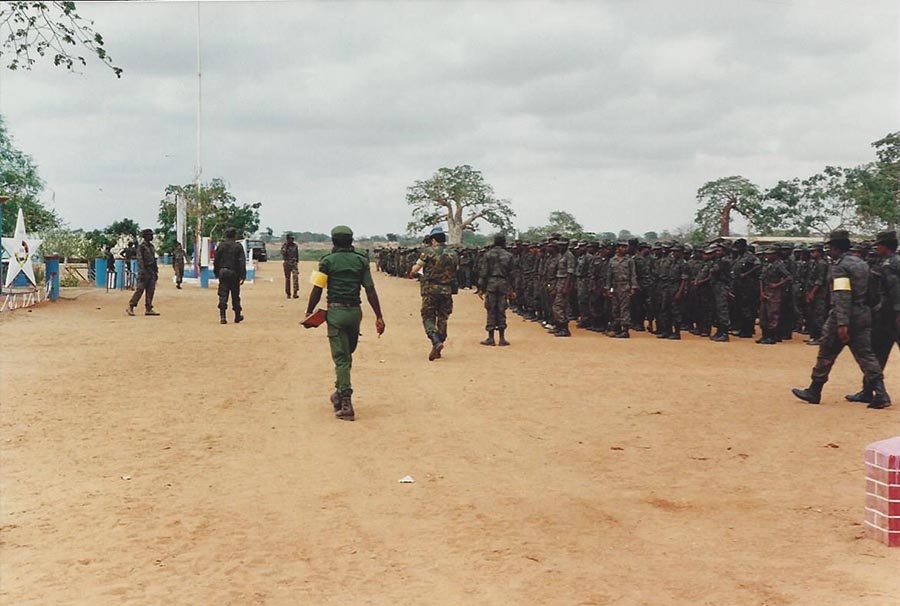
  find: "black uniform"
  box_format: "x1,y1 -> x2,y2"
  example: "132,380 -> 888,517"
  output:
214,238 -> 247,318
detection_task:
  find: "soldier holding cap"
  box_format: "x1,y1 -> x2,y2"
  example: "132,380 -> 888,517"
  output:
281,232 -> 300,299
126,228 -> 159,316
304,225 -> 385,421
792,230 -> 890,408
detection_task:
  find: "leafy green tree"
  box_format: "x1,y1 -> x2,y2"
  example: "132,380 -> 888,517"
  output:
106,217 -> 140,238
0,1 -> 122,77
695,176 -> 771,237
519,210 -> 585,241
157,178 -> 261,253
766,167 -> 860,236
406,165 -> 515,245
617,229 -> 633,241
847,132 -> 899,229
643,231 -> 659,242
0,115 -> 59,234
597,232 -> 617,242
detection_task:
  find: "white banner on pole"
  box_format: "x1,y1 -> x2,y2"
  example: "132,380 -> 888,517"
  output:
175,193 -> 186,247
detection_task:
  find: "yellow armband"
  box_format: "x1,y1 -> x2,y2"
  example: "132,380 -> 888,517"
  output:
310,271 -> 328,288
832,277 -> 851,291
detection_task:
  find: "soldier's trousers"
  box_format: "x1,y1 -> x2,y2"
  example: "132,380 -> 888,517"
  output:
779,285 -> 794,337
759,287 -> 781,331
174,262 -> 184,286
811,309 -> 883,384
610,287 -> 631,328
631,288 -> 647,328
552,280 -> 569,324
657,285 -> 681,334
129,274 -> 157,311
872,312 -> 900,370
734,284 -> 759,335
421,293 -> 452,340
327,305 -> 362,395
577,281 -> 591,322
283,262 -> 299,296
712,284 -> 730,329
806,296 -> 827,339
697,286 -> 713,333
484,290 -> 509,331
217,272 -> 241,313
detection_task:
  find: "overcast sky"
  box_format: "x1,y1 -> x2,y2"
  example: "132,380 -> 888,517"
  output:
0,0 -> 897,237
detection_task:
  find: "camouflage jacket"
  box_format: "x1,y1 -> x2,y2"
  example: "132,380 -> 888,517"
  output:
419,245 -> 458,295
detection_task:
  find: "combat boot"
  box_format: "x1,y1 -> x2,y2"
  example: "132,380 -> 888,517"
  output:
145,309 -> 160,316
712,326 -> 729,342
845,381 -> 872,404
480,336 -> 496,346
757,329 -> 777,345
791,380 -> 825,404
554,322 -> 571,337
497,329 -> 510,346
614,329 -> 630,338
126,305 -> 135,317
234,312 -> 244,323
868,380 -> 892,410
335,394 -> 355,421
428,334 -> 444,361
666,328 -> 681,340
219,310 -> 227,325
330,391 -> 341,412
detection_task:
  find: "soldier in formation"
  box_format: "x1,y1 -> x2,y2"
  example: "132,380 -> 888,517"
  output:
476,233 -> 515,346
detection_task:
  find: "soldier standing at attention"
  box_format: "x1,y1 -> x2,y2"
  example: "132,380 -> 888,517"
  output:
281,232 -> 300,299
304,225 -> 385,421
709,244 -> 733,342
409,227 -> 458,361
804,244 -> 829,346
126,228 -> 159,316
632,242 -> 652,331
656,244 -> 688,340
606,240 -> 638,338
476,234 -> 515,346
845,230 -> 899,407
172,241 -> 186,289
792,230 -> 890,408
732,238 -> 761,338
214,227 -> 246,325
757,246 -> 789,344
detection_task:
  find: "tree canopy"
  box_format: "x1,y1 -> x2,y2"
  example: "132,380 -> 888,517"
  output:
406,165 -> 515,245
519,210 -> 586,241
0,1 -> 122,77
694,176 -> 768,238
157,179 -> 261,253
0,115 -> 59,234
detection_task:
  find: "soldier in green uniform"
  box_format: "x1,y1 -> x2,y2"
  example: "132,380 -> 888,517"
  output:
476,234 -> 515,346
709,244 -> 733,342
213,227 -> 246,325
172,241 -> 186,289
632,242 -> 652,331
804,244 -> 829,345
304,225 -> 385,421
127,228 -> 160,316
757,246 -> 790,344
606,241 -> 638,338
281,232 -> 300,299
732,238 -> 761,338
792,230 -> 890,408
409,227 -> 458,360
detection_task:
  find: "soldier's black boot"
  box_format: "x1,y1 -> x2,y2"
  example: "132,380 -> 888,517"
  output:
234,310 -> 244,323
480,330 -> 496,346
868,380 -> 892,409
667,328 -> 681,340
335,394 -> 355,421
791,380 -> 825,404
498,329 -> 510,346
220,310 -> 227,324
428,333 -> 444,361
758,329 -> 777,345
330,391 -> 341,412
554,322 -> 571,337
712,325 -> 729,342
845,381 -> 873,404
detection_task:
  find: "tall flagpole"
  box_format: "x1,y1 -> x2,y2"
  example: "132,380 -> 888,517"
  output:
195,0 -> 203,266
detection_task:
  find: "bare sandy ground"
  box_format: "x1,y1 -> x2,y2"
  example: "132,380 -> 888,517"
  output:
1,260 -> 897,605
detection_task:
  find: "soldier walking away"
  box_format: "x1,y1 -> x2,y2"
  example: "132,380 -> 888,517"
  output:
845,230 -> 900,406
126,228 -> 159,316
214,227 -> 247,325
477,234 -> 515,346
281,232 -> 300,299
172,241 -> 186,289
791,230 -> 891,408
304,225 -> 385,421
409,227 -> 459,361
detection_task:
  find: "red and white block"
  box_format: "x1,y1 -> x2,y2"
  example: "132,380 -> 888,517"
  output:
865,436 -> 900,547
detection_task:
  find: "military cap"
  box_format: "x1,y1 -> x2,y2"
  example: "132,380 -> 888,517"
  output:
849,242 -> 865,253
778,242 -> 793,250
141,228 -> 154,237
428,226 -> 444,236
809,243 -> 824,251
826,229 -> 850,244
638,241 -> 650,249
734,238 -> 747,247
662,241 -> 673,248
651,242 -> 662,250
331,225 -> 354,237
616,240 -> 628,246
875,230 -> 898,247
762,245 -> 777,254
588,240 -> 600,248
703,246 -> 716,254
286,231 -> 295,238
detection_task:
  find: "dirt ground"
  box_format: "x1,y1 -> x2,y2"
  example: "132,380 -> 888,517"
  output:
1,260 -> 897,606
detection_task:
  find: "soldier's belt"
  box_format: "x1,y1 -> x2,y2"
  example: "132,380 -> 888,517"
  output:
328,302 -> 358,308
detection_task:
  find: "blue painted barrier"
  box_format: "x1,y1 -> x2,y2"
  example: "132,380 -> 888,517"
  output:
94,258 -> 107,287
44,256 -> 60,301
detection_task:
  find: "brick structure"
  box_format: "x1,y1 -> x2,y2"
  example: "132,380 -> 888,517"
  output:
865,437 -> 900,547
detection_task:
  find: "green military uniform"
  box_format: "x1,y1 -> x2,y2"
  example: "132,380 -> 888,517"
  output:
214,233 -> 247,323
477,241 -> 515,338
281,236 -> 300,298
418,242 -> 458,346
127,230 -> 159,315
318,230 -> 375,398
172,245 -> 185,289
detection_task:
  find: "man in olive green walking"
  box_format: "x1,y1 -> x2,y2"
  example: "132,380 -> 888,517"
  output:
304,225 -> 385,421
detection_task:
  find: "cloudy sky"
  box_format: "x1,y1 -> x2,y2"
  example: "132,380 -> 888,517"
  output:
0,0 -> 897,237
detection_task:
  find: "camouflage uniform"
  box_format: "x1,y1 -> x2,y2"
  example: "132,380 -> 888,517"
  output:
606,252 -> 638,333
709,252 -> 732,337
172,246 -> 186,288
732,247 -> 761,337
478,244 -> 515,332
281,239 -> 300,298
632,248 -> 652,330
552,244 -> 575,327
759,254 -> 789,340
418,244 -> 458,342
804,252 -> 829,341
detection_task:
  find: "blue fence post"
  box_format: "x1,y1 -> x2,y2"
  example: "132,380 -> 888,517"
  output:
163,253 -> 171,264
115,260 -> 125,289
44,255 -> 60,301
200,267 -> 211,288
94,258 -> 107,287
